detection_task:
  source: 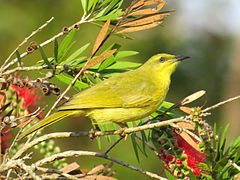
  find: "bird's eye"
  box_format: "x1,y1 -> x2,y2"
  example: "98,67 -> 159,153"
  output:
159,57 -> 165,62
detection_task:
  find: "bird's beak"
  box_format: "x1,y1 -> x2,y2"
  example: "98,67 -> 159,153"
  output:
175,55 -> 191,61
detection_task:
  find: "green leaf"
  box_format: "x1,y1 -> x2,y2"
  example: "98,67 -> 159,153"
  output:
115,51 -> 139,59
189,170 -> 197,180
140,130 -> 147,157
61,41 -> 76,62
68,57 -> 87,66
58,29 -> 76,60
94,0 -> 122,19
61,43 -> 90,65
54,39 -> 58,63
131,133 -> 139,162
220,124 -> 230,151
15,50 -> 21,64
88,0 -> 99,11
81,0 -> 88,13
98,55 -> 115,72
85,73 -> 98,85
107,61 -> 141,69
39,45 -> 52,69
164,170 -> 176,180
55,74 -> 89,90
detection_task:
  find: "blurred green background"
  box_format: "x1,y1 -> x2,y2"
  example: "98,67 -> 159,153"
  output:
1,0 -> 240,179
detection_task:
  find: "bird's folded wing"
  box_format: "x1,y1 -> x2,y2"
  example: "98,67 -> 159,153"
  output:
58,83 -> 155,110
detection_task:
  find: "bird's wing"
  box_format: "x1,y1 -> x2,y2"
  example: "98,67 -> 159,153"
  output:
58,72 -> 157,110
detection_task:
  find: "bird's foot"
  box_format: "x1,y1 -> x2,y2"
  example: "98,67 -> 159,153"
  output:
116,123 -> 129,140
89,128 -> 98,139
119,127 -> 128,140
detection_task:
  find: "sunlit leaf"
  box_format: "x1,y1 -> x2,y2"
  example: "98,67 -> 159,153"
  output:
115,51 -> 139,59
176,131 -> 201,152
128,1 -> 167,16
55,74 -> 89,90
98,55 -> 115,72
16,50 -> 21,65
39,45 -> 52,69
88,0 -> 99,11
92,18 -> 111,56
58,29 -> 76,60
117,21 -> 162,34
180,90 -> 206,105
164,169 -> 176,180
60,43 -> 90,65
85,49 -> 117,70
81,0 -> 88,13
120,13 -> 170,27
220,124 -> 229,151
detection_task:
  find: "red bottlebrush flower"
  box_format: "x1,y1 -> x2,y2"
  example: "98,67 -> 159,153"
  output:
167,155 -> 175,162
176,133 -> 206,177
176,159 -> 183,165
11,85 -> 42,108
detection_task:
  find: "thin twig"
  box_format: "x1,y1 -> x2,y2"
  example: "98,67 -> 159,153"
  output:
0,17 -> 54,74
104,137 -> 124,154
135,134 -> 160,156
1,14 -> 92,74
34,150 -> 167,180
1,65 -> 62,77
18,161 -> 41,180
36,167 -> 79,180
203,95 -> 240,113
228,159 -> 240,172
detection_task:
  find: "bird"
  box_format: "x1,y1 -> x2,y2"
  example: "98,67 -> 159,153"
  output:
19,53 -> 190,139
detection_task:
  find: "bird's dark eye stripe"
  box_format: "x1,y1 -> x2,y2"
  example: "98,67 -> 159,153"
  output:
159,57 -> 165,62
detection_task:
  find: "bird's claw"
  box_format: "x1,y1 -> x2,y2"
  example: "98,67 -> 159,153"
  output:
119,127 -> 128,140
89,128 -> 98,139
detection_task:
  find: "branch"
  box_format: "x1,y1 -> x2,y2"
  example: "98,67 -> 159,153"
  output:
36,167 -> 79,180
0,17 -> 54,74
34,150 -> 167,180
203,94 -> 240,112
13,117 -> 191,160
1,65 -> 62,77
1,14 -> 92,74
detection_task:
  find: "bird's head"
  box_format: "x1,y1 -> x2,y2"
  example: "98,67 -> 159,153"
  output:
142,53 -> 190,77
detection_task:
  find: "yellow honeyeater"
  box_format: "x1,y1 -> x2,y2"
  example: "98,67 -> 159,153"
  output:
19,53 -> 190,139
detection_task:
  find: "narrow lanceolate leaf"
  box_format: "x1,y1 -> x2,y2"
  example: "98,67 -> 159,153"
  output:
164,169 -> 176,180
180,90 -> 206,106
128,1 -> 167,16
176,122 -> 195,130
177,131 -> 201,152
39,45 -> 52,69
84,49 -> 117,70
91,18 -> 111,56
131,133 -> 140,162
120,13 -> 170,27
16,50 -> 21,64
58,29 -> 76,60
54,39 -> 58,63
130,0 -> 145,10
81,0 -> 88,13
117,21 -> 162,34
131,0 -> 164,10
60,43 -> 90,65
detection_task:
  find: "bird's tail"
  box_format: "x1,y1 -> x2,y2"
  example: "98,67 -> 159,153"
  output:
19,111 -> 76,139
